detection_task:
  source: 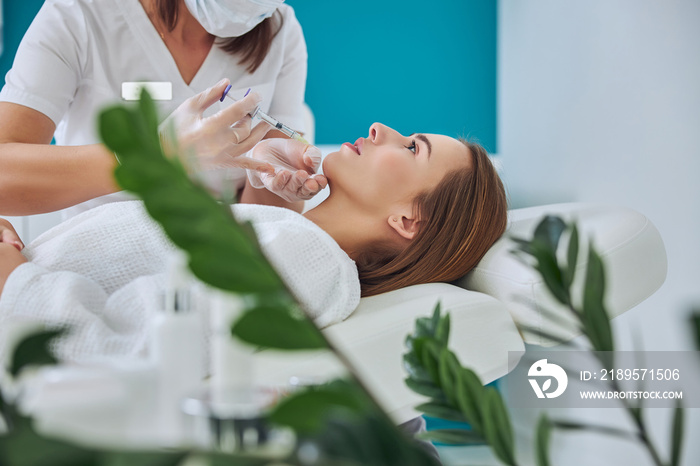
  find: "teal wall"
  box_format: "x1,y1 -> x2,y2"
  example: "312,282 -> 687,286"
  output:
287,0 -> 497,150
0,0 -> 45,84
1,0 -> 497,151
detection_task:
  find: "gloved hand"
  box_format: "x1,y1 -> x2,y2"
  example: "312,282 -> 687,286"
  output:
159,79 -> 274,175
247,138 -> 328,202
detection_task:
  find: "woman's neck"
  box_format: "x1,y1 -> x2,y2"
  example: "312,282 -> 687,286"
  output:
303,195 -> 382,261
139,0 -> 214,84
140,0 -> 213,47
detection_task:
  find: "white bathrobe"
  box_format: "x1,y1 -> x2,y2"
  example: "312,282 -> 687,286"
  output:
0,201 -> 360,362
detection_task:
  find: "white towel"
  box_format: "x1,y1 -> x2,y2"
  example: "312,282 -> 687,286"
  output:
0,201 -> 360,362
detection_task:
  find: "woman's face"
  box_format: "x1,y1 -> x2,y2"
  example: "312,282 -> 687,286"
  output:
323,123 -> 472,213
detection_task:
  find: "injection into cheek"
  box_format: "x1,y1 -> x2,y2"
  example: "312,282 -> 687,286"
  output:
220,85 -> 309,144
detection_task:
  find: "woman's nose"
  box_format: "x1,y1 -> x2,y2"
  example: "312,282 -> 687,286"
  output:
368,123 -> 382,143
369,122 -> 397,144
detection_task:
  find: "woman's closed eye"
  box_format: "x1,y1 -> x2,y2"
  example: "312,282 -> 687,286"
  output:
405,140 -> 417,154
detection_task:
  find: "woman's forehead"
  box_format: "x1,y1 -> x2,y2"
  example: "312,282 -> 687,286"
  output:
424,134 -> 472,169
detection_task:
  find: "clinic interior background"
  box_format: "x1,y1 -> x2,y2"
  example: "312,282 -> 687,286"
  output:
2,1 -> 700,464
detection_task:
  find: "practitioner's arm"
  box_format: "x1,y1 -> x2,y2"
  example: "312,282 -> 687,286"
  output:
0,103 -> 120,215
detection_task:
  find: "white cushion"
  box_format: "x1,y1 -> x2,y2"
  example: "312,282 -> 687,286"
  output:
254,283 -> 524,423
456,203 -> 667,345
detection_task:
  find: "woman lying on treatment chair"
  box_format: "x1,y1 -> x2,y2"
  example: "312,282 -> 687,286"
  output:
0,123 -> 507,361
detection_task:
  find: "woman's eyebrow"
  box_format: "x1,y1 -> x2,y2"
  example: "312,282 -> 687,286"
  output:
410,133 -> 432,159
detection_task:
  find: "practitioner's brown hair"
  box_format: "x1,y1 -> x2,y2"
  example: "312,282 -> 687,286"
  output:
156,0 -> 283,73
356,140 -> 507,297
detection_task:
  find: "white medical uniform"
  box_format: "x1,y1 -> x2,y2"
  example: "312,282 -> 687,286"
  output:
0,0 -> 308,217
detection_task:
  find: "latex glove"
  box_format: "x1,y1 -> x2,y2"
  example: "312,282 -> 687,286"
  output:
0,218 -> 24,251
159,79 -> 275,175
247,138 -> 328,202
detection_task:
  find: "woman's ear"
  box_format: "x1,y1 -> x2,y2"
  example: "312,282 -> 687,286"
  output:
387,214 -> 422,240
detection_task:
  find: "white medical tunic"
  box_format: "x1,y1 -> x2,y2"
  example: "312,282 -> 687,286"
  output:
0,201 -> 360,363
0,0 -> 308,216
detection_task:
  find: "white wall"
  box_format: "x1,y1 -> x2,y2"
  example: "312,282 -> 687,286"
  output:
499,0 -> 700,464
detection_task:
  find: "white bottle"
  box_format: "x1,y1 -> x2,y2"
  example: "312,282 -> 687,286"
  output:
209,291 -> 254,413
150,252 -> 205,446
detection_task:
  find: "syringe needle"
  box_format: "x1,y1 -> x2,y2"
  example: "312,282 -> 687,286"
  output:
220,84 -> 309,144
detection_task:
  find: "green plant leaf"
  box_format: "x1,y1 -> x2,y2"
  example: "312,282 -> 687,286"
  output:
410,303 -> 442,341
533,215 -> 567,251
316,413 -> 440,466
581,245 -> 614,352
512,216 -> 573,306
481,387 -> 516,466
417,429 -> 485,445
102,451 -> 187,466
510,236 -> 535,255
410,337 -> 429,366
0,414 -> 99,466
188,246 -> 281,294
419,340 -> 442,384
690,310 -> 700,351
438,349 -> 458,406
562,223 -> 579,289
455,368 -> 485,436
403,352 -> 434,384
551,420 -> 638,441
535,415 -> 551,466
10,328 -> 66,377
137,89 -> 161,149
530,240 -> 569,305
671,399 -> 684,466
430,302 -> 442,332
232,303 -> 327,350
405,378 -> 446,401
413,319 -> 434,339
415,401 -> 466,422
199,452 -> 273,466
629,405 -> 643,423
99,106 -> 142,154
269,380 -> 369,434
519,325 -> 582,348
434,312 -> 451,347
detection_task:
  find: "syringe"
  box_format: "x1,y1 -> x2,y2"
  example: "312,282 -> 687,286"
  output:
220,85 -> 309,144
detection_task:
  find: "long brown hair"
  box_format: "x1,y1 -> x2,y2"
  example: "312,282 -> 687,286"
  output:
357,140 -> 507,297
155,0 -> 283,73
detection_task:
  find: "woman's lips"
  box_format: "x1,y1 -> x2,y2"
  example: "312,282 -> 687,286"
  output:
354,138 -> 364,154
342,142 -> 360,155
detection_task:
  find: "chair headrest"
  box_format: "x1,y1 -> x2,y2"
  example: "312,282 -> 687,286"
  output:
454,203 -> 667,346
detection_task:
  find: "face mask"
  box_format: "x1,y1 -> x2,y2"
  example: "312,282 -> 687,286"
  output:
184,0 -> 285,38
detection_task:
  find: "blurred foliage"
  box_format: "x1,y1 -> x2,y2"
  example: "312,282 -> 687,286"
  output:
691,310 -> 700,353
403,215 -> 690,466
403,304 -> 518,466
511,215 -> 682,466
511,216 -> 613,352
9,328 -> 66,377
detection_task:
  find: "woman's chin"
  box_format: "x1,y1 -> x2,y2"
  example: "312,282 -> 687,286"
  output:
321,151 -> 339,176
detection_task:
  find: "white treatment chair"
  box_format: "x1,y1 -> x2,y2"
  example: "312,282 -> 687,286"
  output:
254,202 -> 667,423
16,202 -> 666,449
